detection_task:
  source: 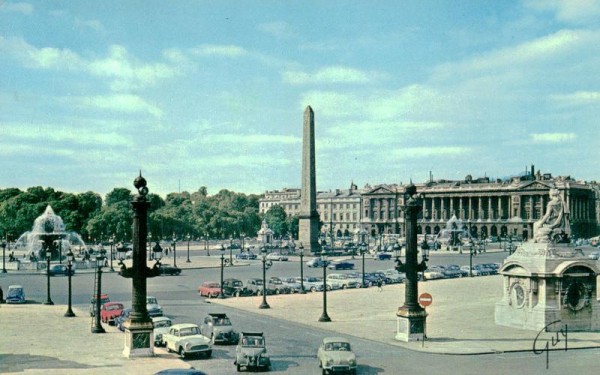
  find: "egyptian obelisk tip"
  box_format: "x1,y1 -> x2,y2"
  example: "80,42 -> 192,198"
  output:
305,105 -> 313,114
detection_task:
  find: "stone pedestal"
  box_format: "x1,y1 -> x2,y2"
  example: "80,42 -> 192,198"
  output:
495,242 -> 600,331
123,321 -> 155,358
396,307 -> 428,342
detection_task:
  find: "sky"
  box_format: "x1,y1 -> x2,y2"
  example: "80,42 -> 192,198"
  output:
1,0 -> 599,199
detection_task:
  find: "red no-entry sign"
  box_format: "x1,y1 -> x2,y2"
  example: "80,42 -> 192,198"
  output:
419,293 -> 433,307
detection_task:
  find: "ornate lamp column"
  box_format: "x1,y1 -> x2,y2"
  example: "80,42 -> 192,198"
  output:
318,249 -> 331,322
1,241 -> 6,273
219,247 -> 225,298
394,183 -> 428,342
120,173 -> 161,358
110,234 -> 115,272
299,243 -> 306,294
172,233 -> 177,267
44,246 -> 54,305
259,247 -> 270,309
64,250 -> 76,317
91,254 -> 106,333
186,233 -> 191,263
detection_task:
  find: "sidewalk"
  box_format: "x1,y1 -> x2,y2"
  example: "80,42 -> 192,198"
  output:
208,275 -> 600,354
0,304 -> 190,375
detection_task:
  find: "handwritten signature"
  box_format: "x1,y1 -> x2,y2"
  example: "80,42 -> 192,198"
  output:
532,320 -> 568,370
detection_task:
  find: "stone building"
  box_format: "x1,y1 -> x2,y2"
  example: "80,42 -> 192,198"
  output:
260,167 -> 600,241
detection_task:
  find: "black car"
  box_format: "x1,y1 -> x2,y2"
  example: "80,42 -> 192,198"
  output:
327,260 -> 355,270
46,264 -> 75,276
158,263 -> 182,276
222,278 -> 253,297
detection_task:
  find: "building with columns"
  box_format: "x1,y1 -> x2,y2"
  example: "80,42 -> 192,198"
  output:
260,168 -> 600,241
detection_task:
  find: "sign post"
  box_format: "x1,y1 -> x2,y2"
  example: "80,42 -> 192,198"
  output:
418,293 -> 433,346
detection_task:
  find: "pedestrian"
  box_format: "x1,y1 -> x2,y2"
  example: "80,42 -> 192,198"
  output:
377,278 -> 383,292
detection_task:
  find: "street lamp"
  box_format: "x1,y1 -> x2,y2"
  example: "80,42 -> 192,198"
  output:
468,240 -> 476,277
186,233 -> 191,263
64,250 -> 76,317
299,243 -> 306,294
91,254 -> 106,333
259,247 -> 270,309
219,247 -> 225,299
44,246 -> 54,305
318,249 -> 331,322
172,233 -> 177,267
110,234 -> 115,272
1,240 -> 6,273
360,242 -> 367,288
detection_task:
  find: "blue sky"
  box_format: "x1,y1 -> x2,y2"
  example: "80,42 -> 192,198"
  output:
1,0 -> 599,198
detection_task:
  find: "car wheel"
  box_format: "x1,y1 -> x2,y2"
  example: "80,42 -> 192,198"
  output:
179,347 -> 186,359
205,350 -> 212,358
235,290 -> 241,297
237,364 -> 241,372
310,286 -> 316,292
342,284 -> 347,289
275,289 -> 280,295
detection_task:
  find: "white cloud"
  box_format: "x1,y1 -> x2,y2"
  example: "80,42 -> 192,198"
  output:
1,122 -> 133,147
76,94 -> 163,117
201,134 -> 299,145
191,44 -> 248,57
530,133 -> 577,143
283,66 -> 380,85
550,91 -> 600,106
0,2 -> 33,14
391,146 -> 471,158
525,0 -> 600,24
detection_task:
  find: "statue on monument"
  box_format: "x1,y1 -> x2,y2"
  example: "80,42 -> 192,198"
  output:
533,188 -> 570,243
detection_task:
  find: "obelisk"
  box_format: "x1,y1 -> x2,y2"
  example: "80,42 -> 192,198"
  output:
298,106 -> 321,254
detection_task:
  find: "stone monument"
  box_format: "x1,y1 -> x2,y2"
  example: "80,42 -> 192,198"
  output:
298,106 -> 321,253
495,188 -> 600,331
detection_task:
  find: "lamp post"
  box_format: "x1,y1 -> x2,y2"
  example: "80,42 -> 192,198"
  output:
91,254 -> 105,333
44,247 -> 54,305
259,247 -> 270,309
186,233 -> 191,263
229,243 -> 233,266
147,232 -> 152,261
219,247 -> 225,298
172,233 -> 177,268
206,234 -> 210,256
360,243 -> 366,288
508,235 -> 514,255
110,234 -> 115,272
394,183 -> 427,341
318,249 -> 331,322
1,240 -> 6,273
299,243 -> 306,294
64,250 -> 76,317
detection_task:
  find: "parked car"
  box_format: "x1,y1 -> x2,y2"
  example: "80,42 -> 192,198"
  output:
328,273 -> 360,289
307,257 -> 329,268
267,277 -> 292,294
89,293 -> 110,317
44,264 -> 75,276
589,251 -> 600,260
198,281 -> 222,298
473,264 -> 494,276
5,285 -> 25,304
159,263 -> 182,276
328,260 -> 355,270
372,252 -> 392,260
294,276 -> 324,292
153,316 -> 173,346
444,264 -> 468,277
116,308 -> 132,331
481,263 -> 499,275
281,277 -> 303,293
234,332 -> 271,372
382,269 -> 406,283
460,265 -> 485,276
163,323 -> 212,359
423,267 -> 445,280
317,337 -> 357,375
437,265 -> 462,278
235,251 -> 257,260
246,278 -> 273,295
100,302 -> 125,325
200,313 -> 239,345
222,278 -> 253,297
146,296 -> 163,317
265,252 -> 288,261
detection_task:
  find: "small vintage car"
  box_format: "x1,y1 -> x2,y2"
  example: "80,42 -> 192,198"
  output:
327,260 -> 355,270
265,252 -> 288,261
100,302 -> 125,325
158,263 -> 182,276
146,296 -> 163,317
200,313 -> 239,344
152,316 -> 173,347
163,323 -> 212,359
234,332 -> 271,372
317,337 -> 357,375
222,278 -> 254,297
89,293 -> 110,317
45,264 -> 76,276
5,285 -> 25,304
198,281 -> 222,298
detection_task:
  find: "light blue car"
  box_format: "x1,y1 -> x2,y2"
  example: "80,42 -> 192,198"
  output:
6,285 -> 25,304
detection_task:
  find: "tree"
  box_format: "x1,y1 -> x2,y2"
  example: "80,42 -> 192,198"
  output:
264,205 -> 288,238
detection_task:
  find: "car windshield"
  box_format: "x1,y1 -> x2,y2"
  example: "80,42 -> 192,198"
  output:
270,279 -> 282,284
106,304 -> 123,311
214,317 -> 231,326
307,277 -> 319,282
231,280 -> 242,287
242,337 -> 264,347
206,283 -> 220,288
154,320 -> 172,328
180,327 -> 200,336
147,297 -> 158,304
325,342 -> 351,351
7,288 -> 23,297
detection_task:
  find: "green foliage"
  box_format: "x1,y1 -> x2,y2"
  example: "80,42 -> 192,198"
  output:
0,185 -> 261,244
264,205 -> 288,237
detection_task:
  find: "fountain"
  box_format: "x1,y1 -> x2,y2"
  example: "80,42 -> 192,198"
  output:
434,215 -> 472,250
16,205 -> 87,261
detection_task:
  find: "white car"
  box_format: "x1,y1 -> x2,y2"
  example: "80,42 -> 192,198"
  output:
163,323 -> 212,359
423,268 -> 445,280
326,274 -> 357,289
294,276 -> 324,292
317,337 -> 357,375
266,252 -> 288,261
588,251 -> 599,260
152,316 -> 173,347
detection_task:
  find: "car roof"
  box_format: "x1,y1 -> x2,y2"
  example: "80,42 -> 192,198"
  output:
322,337 -> 350,344
104,302 -> 123,306
208,313 -> 228,318
8,285 -> 23,289
152,316 -> 171,322
171,323 -> 199,329
241,332 -> 264,337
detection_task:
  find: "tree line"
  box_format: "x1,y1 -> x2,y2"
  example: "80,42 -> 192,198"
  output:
0,186 -> 299,245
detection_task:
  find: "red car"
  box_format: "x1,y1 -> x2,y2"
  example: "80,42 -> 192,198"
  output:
100,302 -> 125,325
198,281 -> 221,298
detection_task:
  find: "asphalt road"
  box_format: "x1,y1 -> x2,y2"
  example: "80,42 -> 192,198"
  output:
3,249 -> 600,374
